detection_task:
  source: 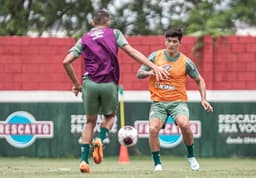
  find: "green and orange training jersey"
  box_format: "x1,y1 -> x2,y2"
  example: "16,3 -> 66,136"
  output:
140,49 -> 199,102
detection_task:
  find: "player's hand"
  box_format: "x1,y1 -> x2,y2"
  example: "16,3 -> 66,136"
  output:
201,100 -> 213,112
72,83 -> 82,96
152,65 -> 169,81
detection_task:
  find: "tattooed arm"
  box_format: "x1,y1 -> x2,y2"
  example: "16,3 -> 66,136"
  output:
136,67 -> 155,79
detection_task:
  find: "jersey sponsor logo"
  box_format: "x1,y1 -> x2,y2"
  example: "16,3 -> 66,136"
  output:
155,82 -> 175,90
0,111 -> 53,148
135,117 -> 201,148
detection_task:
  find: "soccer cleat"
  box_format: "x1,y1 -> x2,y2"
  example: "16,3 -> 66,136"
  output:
93,138 -> 103,164
154,164 -> 162,171
79,161 -> 91,173
188,157 -> 200,171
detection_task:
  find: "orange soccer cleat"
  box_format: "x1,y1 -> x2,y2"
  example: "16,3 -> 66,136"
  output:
79,161 -> 91,173
93,138 -> 103,164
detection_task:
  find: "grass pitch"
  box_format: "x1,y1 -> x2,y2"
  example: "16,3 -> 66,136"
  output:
0,156 -> 255,178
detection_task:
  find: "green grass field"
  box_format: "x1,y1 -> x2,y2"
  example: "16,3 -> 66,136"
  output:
0,156 -> 255,178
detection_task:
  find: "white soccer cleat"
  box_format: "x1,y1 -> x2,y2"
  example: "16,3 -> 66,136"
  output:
154,164 -> 162,171
188,157 -> 200,171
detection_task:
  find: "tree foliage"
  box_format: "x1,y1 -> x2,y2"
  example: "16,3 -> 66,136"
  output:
182,0 -> 236,36
0,0 -> 255,37
229,0 -> 256,25
0,0 -> 94,36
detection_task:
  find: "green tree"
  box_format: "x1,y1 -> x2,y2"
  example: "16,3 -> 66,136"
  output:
0,0 -> 32,35
0,0 -> 94,36
0,0 -> 255,36
229,0 -> 256,25
182,0 -> 235,36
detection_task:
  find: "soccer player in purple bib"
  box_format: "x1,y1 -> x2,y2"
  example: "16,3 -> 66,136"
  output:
63,9 -> 169,173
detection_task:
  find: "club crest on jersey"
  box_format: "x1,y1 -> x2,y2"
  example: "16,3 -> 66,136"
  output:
0,111 -> 53,148
163,64 -> 171,71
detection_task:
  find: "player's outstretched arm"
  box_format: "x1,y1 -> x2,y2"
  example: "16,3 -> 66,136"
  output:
121,44 -> 169,81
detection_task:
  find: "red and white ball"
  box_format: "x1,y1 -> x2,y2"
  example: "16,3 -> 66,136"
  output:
118,125 -> 138,147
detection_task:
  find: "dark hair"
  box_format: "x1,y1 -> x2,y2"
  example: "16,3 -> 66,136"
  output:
165,28 -> 183,41
93,9 -> 110,25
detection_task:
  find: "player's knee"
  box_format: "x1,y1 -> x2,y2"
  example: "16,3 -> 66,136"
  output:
178,122 -> 190,130
149,125 -> 159,136
176,117 -> 190,129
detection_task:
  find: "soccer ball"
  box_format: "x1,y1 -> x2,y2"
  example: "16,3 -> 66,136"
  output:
118,125 -> 138,147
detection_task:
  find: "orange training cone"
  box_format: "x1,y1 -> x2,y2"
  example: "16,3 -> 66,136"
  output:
118,144 -> 129,164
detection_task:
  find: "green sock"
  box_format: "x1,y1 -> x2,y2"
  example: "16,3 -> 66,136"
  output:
81,144 -> 90,163
186,144 -> 195,158
152,151 -> 161,166
99,127 -> 109,141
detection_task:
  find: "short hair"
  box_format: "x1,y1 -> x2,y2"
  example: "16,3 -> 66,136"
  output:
165,28 -> 183,41
93,9 -> 110,25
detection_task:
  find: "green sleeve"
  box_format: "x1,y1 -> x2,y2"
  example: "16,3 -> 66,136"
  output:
186,57 -> 199,79
68,38 -> 83,57
113,29 -> 128,47
139,51 -> 157,71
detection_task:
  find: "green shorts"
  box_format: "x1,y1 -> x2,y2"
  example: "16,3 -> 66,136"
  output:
149,101 -> 189,122
82,78 -> 118,115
